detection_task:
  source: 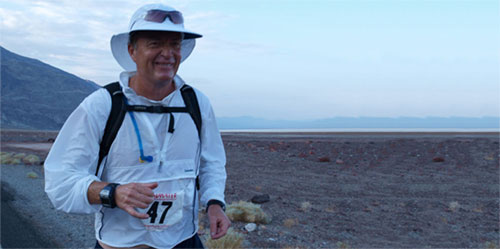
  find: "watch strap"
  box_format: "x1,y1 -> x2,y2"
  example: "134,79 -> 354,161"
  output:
100,183 -> 120,208
206,199 -> 226,213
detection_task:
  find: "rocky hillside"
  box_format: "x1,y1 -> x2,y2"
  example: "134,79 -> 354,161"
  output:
1,46 -> 100,130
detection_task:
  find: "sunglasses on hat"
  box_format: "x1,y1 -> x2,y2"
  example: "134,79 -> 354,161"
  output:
144,9 -> 184,24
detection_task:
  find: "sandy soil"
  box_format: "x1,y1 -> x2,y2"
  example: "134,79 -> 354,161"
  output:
1,130 -> 499,248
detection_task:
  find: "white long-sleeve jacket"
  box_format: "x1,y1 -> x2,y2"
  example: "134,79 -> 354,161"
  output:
44,72 -> 226,248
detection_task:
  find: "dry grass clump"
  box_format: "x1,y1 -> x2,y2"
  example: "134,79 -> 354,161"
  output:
203,228 -> 245,249
1,152 -> 21,165
1,152 -> 40,165
336,241 -> 354,249
13,153 -> 27,159
27,172 -> 39,179
283,218 -> 297,228
23,154 -> 41,165
484,241 -> 499,249
299,201 -> 312,212
198,209 -> 206,235
226,201 -> 271,224
448,201 -> 460,212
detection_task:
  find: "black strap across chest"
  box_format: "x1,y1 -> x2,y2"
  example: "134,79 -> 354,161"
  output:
95,82 -> 202,176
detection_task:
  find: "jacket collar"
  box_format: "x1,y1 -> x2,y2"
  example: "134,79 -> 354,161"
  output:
118,71 -> 185,105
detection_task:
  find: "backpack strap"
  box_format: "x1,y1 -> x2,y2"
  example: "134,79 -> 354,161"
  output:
96,82 -> 127,176
180,84 -> 202,190
180,84 -> 202,139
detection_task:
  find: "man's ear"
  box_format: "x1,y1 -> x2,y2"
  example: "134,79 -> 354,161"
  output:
128,43 -> 136,63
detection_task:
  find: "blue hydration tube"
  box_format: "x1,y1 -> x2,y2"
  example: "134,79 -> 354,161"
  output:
125,100 -> 153,163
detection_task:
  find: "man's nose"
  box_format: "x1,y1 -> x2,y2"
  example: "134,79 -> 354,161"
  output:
159,46 -> 174,57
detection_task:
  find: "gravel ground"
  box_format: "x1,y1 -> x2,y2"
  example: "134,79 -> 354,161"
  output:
1,130 -> 499,248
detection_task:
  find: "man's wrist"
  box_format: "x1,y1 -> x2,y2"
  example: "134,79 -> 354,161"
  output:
206,199 -> 226,213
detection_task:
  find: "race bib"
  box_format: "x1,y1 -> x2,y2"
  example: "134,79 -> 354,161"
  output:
139,190 -> 184,231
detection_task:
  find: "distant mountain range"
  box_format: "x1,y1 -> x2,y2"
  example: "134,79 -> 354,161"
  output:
217,116 -> 500,130
1,46 -> 99,130
1,47 -> 498,131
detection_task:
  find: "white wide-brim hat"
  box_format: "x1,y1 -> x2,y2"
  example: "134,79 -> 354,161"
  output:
111,4 -> 202,71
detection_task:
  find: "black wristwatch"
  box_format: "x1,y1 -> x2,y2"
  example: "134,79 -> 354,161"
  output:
206,199 -> 226,213
100,183 -> 120,208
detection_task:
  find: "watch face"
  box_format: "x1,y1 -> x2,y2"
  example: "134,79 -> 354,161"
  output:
100,189 -> 111,199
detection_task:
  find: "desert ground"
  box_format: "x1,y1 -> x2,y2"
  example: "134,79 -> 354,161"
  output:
1,129 -> 499,248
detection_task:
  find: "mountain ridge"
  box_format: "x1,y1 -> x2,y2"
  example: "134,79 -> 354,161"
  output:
1,46 -> 100,130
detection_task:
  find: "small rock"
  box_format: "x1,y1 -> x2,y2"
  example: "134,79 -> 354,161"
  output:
245,223 -> 257,232
298,152 -> 308,158
318,156 -> 330,162
432,157 -> 445,162
336,159 -> 344,164
251,194 -> 270,204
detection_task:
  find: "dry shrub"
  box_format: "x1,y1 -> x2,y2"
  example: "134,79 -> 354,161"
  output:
198,210 -> 206,235
1,152 -> 13,164
203,228 -> 244,249
23,154 -> 41,165
484,241 -> 499,249
27,172 -> 39,179
448,201 -> 460,212
336,241 -> 354,249
299,201 -> 312,212
283,218 -> 297,228
0,152 -> 11,157
226,201 -> 271,224
1,152 -> 21,165
1,152 -> 41,165
13,153 -> 27,159
325,206 -> 336,213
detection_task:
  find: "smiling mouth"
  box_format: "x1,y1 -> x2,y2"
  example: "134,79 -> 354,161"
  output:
155,62 -> 174,68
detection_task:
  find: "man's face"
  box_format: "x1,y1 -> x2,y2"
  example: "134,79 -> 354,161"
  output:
128,31 -> 182,84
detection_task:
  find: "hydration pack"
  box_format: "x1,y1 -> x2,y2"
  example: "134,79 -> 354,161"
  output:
95,82 -> 202,177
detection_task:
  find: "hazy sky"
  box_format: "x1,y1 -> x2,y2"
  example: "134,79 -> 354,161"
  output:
1,0 -> 498,120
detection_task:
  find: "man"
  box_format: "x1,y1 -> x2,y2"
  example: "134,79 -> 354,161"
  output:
44,4 -> 230,248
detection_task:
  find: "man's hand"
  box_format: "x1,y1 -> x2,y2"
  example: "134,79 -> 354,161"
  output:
207,204 -> 231,239
115,182 -> 158,219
